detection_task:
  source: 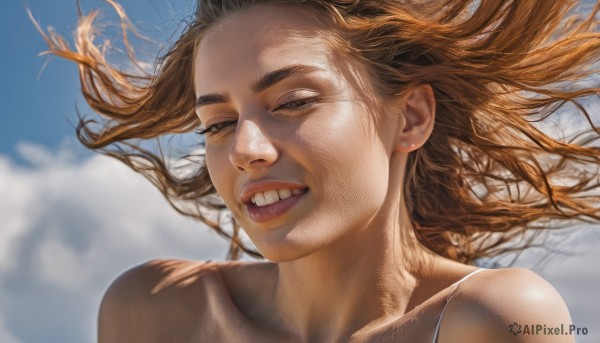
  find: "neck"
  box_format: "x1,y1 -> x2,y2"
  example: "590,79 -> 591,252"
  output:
271,198 -> 442,342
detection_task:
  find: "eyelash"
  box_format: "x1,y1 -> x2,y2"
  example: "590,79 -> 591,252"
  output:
195,96 -> 320,136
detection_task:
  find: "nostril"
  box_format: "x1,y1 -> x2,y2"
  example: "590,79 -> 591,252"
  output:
234,158 -> 267,171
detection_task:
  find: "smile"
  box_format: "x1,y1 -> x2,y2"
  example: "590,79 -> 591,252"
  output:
251,188 -> 307,206
246,188 -> 309,223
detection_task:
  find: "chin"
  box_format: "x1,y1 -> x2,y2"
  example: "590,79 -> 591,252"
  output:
253,235 -> 319,263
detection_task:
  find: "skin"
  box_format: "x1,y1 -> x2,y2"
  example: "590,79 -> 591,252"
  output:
98,4 -> 574,343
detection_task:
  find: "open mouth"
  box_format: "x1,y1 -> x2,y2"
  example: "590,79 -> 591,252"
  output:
246,187 -> 309,223
248,187 -> 309,207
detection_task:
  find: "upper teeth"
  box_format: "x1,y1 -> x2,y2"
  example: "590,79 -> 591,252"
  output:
251,189 -> 303,206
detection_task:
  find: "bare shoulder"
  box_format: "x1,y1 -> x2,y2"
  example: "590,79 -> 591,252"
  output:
441,268 -> 574,343
98,259 -> 224,343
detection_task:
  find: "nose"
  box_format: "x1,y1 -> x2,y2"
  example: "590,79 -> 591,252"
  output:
229,119 -> 278,172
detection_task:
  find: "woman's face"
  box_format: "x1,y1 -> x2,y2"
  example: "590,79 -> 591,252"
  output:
193,4 -> 399,262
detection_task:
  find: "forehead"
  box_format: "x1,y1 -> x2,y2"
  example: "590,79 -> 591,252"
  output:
193,4 -> 337,93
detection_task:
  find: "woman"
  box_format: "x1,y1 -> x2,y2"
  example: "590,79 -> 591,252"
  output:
34,0 -> 600,342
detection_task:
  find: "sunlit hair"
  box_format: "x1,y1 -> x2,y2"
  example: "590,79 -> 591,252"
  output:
32,0 -> 600,263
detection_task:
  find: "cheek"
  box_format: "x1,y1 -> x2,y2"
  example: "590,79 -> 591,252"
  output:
296,107 -> 390,217
205,147 -> 218,184
205,146 -> 235,203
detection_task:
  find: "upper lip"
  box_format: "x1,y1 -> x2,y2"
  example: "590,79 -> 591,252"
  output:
240,180 -> 309,205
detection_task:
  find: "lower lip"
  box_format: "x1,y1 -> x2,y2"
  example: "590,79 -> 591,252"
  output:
246,189 -> 308,223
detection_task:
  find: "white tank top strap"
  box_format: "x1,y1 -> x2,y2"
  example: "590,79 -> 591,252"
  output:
431,268 -> 487,343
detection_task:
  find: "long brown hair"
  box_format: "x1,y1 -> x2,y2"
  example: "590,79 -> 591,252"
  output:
32,0 -> 600,263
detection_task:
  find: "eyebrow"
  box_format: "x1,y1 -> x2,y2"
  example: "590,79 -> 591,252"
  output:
195,64 -> 322,110
195,93 -> 231,109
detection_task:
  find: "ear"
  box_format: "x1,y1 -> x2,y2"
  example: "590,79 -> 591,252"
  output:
394,84 -> 436,152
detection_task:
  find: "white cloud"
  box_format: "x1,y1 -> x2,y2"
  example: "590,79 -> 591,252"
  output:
0,142 -> 228,343
0,141 -> 598,342
0,314 -> 23,343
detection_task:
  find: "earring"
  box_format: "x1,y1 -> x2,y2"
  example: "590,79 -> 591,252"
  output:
395,142 -> 415,152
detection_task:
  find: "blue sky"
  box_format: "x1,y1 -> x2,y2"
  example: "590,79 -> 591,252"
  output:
1,1 -> 599,343
1,0 -> 194,164
0,2 -> 230,343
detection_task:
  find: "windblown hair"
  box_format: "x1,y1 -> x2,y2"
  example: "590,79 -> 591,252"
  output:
33,0 -> 600,263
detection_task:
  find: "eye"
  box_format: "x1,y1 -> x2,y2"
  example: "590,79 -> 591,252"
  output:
194,96 -> 320,137
195,120 -> 237,136
274,96 -> 321,112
